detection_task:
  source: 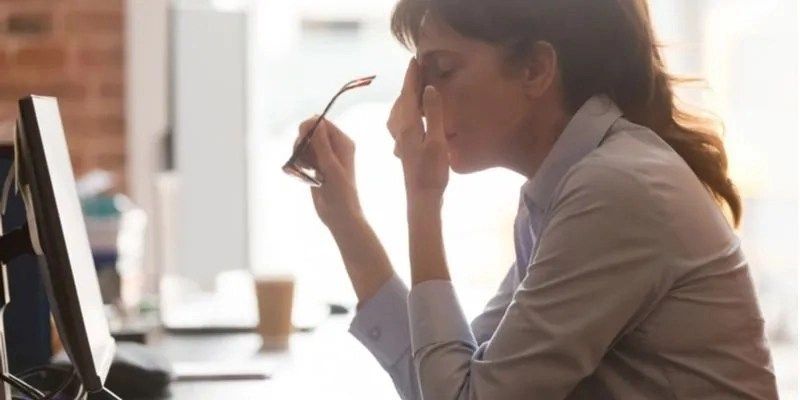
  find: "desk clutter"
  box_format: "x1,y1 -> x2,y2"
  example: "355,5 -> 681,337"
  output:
52,343 -> 172,399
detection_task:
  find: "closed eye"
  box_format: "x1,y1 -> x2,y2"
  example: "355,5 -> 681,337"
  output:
436,69 -> 454,79
429,65 -> 455,82
420,59 -> 456,86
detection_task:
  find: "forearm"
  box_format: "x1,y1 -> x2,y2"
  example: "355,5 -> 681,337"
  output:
331,214 -> 423,399
328,216 -> 395,304
407,195 -> 450,285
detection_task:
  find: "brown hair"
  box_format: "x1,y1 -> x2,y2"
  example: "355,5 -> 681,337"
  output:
391,0 -> 742,227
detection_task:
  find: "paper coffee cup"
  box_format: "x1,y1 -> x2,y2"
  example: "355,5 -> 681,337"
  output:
254,274 -> 295,350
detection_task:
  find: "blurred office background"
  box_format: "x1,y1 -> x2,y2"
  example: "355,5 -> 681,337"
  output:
0,0 -> 797,397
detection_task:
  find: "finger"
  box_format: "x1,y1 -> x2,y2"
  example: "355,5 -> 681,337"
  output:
295,115 -> 321,149
294,116 -> 322,168
387,97 -> 422,139
400,58 -> 422,110
308,118 -> 340,171
387,59 -> 426,158
387,59 -> 423,141
422,85 -> 445,143
387,99 -> 401,139
323,119 -> 355,169
398,124 -> 424,160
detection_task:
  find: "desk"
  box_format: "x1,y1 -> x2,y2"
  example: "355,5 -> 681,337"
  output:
147,314 -> 398,399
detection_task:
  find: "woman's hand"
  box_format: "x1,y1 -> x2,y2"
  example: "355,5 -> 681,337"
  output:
294,117 -> 363,230
294,117 -> 395,305
387,58 -> 450,202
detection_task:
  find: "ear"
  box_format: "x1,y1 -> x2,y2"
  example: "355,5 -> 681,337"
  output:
521,41 -> 558,99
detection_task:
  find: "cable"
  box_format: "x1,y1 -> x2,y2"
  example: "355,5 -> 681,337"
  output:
17,365 -> 70,376
8,365 -> 78,400
16,365 -> 78,400
2,373 -> 44,399
72,384 -> 85,400
41,370 -> 77,400
1,373 -> 44,400
7,365 -> 104,400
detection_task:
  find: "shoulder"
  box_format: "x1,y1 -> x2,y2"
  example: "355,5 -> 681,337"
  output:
553,154 -> 656,217
550,121 -> 679,224
550,118 -> 736,250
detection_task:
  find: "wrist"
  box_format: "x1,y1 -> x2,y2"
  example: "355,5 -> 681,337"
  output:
326,214 -> 394,304
406,195 -> 449,285
326,211 -> 369,240
407,193 -> 443,215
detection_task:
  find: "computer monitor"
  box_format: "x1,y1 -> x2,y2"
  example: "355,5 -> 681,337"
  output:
14,95 -> 118,399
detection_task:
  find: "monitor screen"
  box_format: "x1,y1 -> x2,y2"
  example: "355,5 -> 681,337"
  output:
17,95 -> 115,393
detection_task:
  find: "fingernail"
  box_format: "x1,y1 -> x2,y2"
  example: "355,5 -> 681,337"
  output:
424,85 -> 436,97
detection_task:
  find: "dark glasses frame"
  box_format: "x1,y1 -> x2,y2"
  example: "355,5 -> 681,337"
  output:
282,75 -> 376,186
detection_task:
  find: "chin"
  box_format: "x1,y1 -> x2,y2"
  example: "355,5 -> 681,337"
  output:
448,152 -> 485,174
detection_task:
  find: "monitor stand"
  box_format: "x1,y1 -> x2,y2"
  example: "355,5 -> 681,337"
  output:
0,225 -> 122,400
85,387 -> 123,400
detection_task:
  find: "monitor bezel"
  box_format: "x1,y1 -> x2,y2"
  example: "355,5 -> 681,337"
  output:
17,95 -> 116,393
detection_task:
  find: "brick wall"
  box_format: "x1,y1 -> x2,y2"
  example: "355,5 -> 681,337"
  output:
0,0 -> 126,192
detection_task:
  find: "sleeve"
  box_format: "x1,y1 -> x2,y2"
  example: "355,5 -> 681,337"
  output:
407,164 -> 674,400
349,273 -> 420,400
470,263 -> 520,346
349,263 -> 521,400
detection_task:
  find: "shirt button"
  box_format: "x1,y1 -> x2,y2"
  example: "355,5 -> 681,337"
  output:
369,327 -> 381,340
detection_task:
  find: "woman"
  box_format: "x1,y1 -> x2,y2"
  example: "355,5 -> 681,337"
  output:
292,0 -> 778,398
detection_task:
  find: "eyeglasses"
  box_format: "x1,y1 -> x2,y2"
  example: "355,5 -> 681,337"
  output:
282,75 -> 376,187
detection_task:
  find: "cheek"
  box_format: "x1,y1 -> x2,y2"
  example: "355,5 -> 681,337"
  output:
455,67 -> 516,115
441,81 -> 490,135
445,83 -> 518,147
435,71 -> 524,170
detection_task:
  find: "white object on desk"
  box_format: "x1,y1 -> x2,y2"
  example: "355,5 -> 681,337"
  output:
160,270 -> 258,332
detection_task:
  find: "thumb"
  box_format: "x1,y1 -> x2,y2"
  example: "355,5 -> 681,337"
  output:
325,120 -> 355,169
422,85 -> 445,143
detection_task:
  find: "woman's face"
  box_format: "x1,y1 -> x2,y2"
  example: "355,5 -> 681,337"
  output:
416,14 -> 535,174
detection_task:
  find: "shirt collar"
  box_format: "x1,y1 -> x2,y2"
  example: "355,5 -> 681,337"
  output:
521,94 -> 623,212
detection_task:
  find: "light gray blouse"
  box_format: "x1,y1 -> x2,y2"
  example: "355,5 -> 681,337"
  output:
349,95 -> 779,399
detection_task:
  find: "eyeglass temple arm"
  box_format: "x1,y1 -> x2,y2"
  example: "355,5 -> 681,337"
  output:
286,76 -> 375,164
287,86 -> 351,162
